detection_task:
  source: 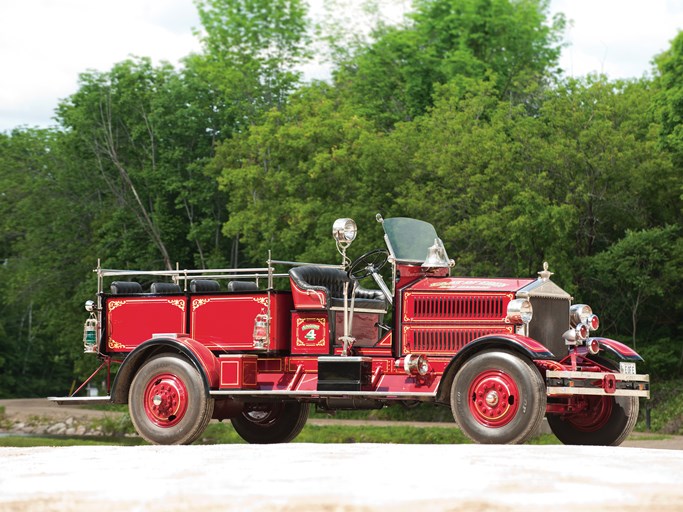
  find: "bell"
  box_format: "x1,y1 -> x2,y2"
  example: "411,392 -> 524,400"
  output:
422,238 -> 451,268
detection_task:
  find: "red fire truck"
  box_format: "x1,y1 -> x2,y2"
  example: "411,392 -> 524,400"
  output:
51,215 -> 649,445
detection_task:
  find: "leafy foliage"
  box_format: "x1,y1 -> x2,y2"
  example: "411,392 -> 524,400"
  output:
0,0 -> 681,400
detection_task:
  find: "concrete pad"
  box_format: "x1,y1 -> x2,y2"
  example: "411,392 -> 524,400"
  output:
1,443 -> 683,511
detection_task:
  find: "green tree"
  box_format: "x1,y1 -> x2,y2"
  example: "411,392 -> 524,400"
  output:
653,30 -> 683,229
335,0 -> 565,128
0,128 -> 92,396
194,0 -> 311,127
57,57 -> 231,270
213,83 -> 386,267
586,226 -> 682,350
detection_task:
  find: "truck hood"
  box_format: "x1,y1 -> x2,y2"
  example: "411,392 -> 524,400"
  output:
409,277 -> 536,293
409,275 -> 573,301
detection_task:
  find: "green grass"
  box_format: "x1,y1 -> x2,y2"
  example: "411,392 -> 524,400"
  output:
0,435 -> 146,447
0,422 -> 555,447
199,421 -> 473,445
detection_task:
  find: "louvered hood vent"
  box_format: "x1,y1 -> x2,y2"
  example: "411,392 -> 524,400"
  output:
410,294 -> 506,321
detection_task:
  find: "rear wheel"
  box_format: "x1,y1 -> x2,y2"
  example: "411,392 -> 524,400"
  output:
231,401 -> 309,444
547,358 -> 639,446
129,354 -> 214,445
451,350 -> 546,444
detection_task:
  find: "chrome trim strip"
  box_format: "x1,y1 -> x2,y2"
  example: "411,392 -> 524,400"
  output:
546,387 -> 650,398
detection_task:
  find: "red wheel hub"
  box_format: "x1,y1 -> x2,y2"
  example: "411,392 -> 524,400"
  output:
566,396 -> 613,432
143,373 -> 188,428
468,370 -> 519,427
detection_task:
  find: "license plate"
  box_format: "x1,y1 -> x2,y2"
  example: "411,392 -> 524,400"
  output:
619,362 -> 636,375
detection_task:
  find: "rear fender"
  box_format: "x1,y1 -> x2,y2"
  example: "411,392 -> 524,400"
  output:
591,337 -> 643,362
436,333 -> 555,403
111,336 -> 220,404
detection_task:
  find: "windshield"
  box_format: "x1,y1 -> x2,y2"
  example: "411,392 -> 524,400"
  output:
381,217 -> 442,263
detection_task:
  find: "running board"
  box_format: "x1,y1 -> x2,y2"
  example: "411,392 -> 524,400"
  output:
47,396 -> 113,406
210,390 -> 437,399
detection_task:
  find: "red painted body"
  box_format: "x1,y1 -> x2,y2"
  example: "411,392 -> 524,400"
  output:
95,270 -> 618,400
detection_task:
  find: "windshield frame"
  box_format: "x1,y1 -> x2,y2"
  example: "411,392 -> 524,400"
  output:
380,217 -> 443,265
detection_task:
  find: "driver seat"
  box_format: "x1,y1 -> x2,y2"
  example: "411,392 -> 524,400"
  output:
288,266 -> 387,313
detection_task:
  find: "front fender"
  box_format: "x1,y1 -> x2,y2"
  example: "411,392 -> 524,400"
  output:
111,336 -> 220,403
590,337 -> 643,362
436,333 -> 555,403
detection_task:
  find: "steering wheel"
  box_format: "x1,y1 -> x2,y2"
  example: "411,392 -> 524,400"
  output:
348,249 -> 389,280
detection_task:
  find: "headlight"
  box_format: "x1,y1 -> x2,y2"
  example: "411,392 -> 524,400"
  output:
404,354 -> 429,376
507,299 -> 533,324
332,218 -> 357,245
570,304 -> 592,327
84,300 -> 96,312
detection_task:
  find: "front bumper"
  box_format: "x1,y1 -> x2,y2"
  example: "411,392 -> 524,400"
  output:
546,370 -> 650,398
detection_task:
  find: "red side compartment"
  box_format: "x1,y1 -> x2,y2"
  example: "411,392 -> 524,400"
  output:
291,312 -> 330,355
191,292 -> 293,351
219,354 -> 258,389
105,296 -> 188,352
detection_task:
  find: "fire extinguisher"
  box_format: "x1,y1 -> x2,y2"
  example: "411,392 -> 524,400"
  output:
83,313 -> 98,353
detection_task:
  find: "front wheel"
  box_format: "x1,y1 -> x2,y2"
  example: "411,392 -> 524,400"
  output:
128,354 -> 214,445
547,358 -> 639,446
451,350 -> 546,444
231,401 -> 309,444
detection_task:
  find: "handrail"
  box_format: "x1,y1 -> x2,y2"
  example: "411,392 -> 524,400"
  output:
93,255 -> 346,296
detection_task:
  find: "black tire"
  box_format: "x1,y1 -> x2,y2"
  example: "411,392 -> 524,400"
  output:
547,358 -> 639,446
451,350 -> 546,444
231,401 -> 309,444
129,354 -> 214,445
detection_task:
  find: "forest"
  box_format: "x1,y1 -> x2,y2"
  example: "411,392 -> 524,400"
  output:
0,0 -> 681,398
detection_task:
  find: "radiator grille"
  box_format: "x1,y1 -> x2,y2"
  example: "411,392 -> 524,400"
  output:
408,327 -> 510,354
411,295 -> 505,320
528,296 -> 570,358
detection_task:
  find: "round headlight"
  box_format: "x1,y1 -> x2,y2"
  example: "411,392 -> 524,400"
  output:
570,304 -> 593,327
507,299 -> 533,324
84,300 -> 96,312
332,218 -> 357,244
404,354 -> 429,376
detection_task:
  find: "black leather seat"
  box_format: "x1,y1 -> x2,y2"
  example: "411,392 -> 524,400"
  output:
228,281 -> 259,292
289,266 -> 387,312
190,279 -> 221,292
110,281 -> 142,294
150,282 -> 182,294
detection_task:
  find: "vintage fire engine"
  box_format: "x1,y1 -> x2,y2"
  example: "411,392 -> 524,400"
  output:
51,215 -> 649,445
